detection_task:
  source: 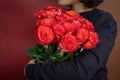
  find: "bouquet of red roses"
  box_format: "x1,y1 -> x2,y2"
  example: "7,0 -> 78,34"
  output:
27,6 -> 99,63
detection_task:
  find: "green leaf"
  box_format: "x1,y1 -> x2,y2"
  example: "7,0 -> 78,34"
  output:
74,52 -> 79,56
57,51 -> 64,57
35,43 -> 43,49
45,47 -> 50,55
54,53 -> 73,62
27,48 -> 34,56
50,56 -> 57,60
37,48 -> 43,52
35,43 -> 44,53
27,48 -> 44,59
48,44 -> 53,54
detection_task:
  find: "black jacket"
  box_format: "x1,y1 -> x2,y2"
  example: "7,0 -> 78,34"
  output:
25,8 -> 117,80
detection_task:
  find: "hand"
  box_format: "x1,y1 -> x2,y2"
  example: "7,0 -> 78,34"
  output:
27,59 -> 36,65
27,59 -> 45,65
38,60 -> 45,64
24,59 -> 45,76
24,59 -> 36,76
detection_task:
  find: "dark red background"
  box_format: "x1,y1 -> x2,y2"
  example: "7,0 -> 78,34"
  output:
0,0 -> 58,80
0,0 -> 119,80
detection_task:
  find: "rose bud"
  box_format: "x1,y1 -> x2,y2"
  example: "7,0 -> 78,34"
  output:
82,31 -> 100,49
53,23 -> 65,38
40,18 -> 56,27
37,25 -> 55,45
75,28 -> 89,45
83,19 -> 94,31
59,33 -> 78,53
66,11 -> 80,18
63,22 -> 75,32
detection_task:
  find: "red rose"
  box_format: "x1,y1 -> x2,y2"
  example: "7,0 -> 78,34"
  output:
59,33 -> 78,53
53,23 -> 65,38
72,20 -> 82,28
82,20 -> 94,31
46,11 -> 56,17
63,22 -> 75,32
40,18 -> 56,27
55,16 -> 67,22
82,31 -> 100,49
55,8 -> 63,16
37,25 -> 55,45
76,17 -> 85,24
36,18 -> 40,27
34,9 -> 46,18
75,28 -> 89,45
63,13 -> 73,20
66,11 -> 80,18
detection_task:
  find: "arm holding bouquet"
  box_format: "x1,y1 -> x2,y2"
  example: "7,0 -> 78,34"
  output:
25,5 -> 117,80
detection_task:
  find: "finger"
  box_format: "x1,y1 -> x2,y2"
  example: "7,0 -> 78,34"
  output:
28,59 -> 36,64
30,59 -> 36,62
39,60 -> 44,64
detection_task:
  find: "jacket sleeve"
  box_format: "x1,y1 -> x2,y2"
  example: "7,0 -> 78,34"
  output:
25,12 -> 117,80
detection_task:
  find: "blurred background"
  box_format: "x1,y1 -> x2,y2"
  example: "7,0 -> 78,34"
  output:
0,0 -> 119,80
